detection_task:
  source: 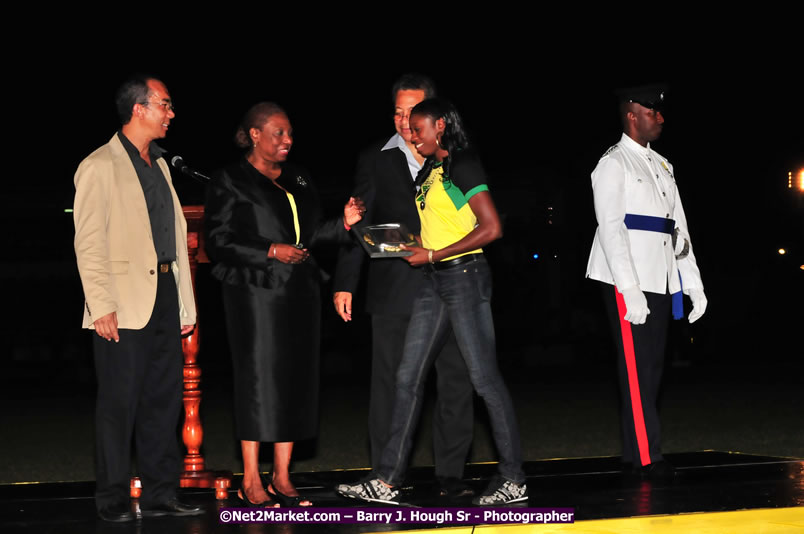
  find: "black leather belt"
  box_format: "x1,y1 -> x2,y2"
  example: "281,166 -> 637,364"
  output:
424,253 -> 483,272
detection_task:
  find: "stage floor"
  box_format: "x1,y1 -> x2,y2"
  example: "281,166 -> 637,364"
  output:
1,451 -> 802,533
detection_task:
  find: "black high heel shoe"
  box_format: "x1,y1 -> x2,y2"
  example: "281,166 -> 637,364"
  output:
237,485 -> 278,508
266,478 -> 312,507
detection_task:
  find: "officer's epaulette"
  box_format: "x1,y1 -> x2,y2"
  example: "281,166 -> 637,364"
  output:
659,158 -> 674,179
601,144 -> 619,158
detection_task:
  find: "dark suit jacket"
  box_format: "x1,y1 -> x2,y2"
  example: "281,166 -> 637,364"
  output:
333,138 -> 423,315
205,158 -> 348,296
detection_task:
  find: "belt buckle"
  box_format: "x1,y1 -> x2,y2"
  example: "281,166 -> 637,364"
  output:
159,263 -> 170,273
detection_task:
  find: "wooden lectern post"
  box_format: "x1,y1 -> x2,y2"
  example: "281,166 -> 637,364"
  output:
130,206 -> 232,500
179,206 -> 232,498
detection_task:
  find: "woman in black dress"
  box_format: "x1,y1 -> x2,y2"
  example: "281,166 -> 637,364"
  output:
205,102 -> 363,507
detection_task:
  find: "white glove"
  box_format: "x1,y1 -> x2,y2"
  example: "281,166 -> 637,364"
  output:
687,288 -> 707,324
621,286 -> 650,325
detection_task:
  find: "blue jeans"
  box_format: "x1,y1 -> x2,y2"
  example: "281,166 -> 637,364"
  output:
376,255 -> 525,485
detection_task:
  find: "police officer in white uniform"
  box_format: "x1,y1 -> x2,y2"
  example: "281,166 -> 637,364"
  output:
586,85 -> 707,480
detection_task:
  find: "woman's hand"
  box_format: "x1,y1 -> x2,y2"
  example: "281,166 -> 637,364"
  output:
412,192 -> 501,264
343,197 -> 365,226
400,244 -> 432,267
269,243 -> 309,264
398,192 -> 502,268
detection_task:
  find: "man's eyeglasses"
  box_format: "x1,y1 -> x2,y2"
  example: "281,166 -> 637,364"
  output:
141,100 -> 175,112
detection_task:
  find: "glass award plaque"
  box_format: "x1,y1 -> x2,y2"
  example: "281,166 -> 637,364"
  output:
356,223 -> 416,258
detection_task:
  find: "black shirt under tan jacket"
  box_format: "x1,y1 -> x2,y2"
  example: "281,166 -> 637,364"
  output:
118,130 -> 175,263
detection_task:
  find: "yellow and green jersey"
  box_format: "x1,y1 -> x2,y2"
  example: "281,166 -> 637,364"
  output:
416,154 -> 490,261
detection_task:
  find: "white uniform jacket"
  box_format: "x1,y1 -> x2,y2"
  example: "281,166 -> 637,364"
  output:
586,133 -> 703,295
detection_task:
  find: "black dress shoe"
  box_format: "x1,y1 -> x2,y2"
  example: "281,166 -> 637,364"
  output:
141,498 -> 204,517
619,463 -> 641,483
98,502 -> 137,522
437,477 -> 474,499
641,460 -> 676,482
620,462 -> 634,473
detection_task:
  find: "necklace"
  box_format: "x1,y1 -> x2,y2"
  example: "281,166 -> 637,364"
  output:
416,162 -> 444,210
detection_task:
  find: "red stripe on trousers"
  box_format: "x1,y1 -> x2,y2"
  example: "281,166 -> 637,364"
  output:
614,287 -> 652,467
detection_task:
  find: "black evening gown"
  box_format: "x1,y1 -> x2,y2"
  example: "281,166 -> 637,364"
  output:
205,158 -> 348,442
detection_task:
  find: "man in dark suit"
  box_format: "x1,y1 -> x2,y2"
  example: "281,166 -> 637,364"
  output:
73,75 -> 202,522
333,74 -> 474,497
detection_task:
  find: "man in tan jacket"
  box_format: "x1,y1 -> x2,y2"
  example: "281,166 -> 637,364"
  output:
73,75 -> 200,522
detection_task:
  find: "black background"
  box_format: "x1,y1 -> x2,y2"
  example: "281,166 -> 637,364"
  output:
3,21 -> 802,386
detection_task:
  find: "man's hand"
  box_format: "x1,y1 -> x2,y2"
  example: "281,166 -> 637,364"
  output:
343,197 -> 365,226
334,291 -> 352,322
687,289 -> 707,324
621,286 -> 650,325
181,324 -> 195,336
94,312 -> 119,342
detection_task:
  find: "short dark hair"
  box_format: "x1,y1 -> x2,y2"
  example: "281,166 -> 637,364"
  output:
619,100 -> 635,130
234,102 -> 287,149
115,75 -> 158,125
391,73 -> 437,103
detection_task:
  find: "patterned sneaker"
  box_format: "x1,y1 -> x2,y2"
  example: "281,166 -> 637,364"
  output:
472,475 -> 528,505
336,478 -> 401,505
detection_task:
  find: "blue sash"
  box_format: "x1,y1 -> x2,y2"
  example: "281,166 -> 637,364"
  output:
624,214 -> 684,320
624,214 -> 675,234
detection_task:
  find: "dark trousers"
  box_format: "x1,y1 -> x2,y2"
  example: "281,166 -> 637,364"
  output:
377,257 -> 524,485
602,283 -> 670,467
369,312 -> 474,479
93,270 -> 183,510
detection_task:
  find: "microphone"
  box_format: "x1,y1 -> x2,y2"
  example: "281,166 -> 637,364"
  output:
170,155 -> 211,182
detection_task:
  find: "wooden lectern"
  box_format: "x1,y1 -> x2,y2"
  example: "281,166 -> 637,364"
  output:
131,206 -> 232,500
